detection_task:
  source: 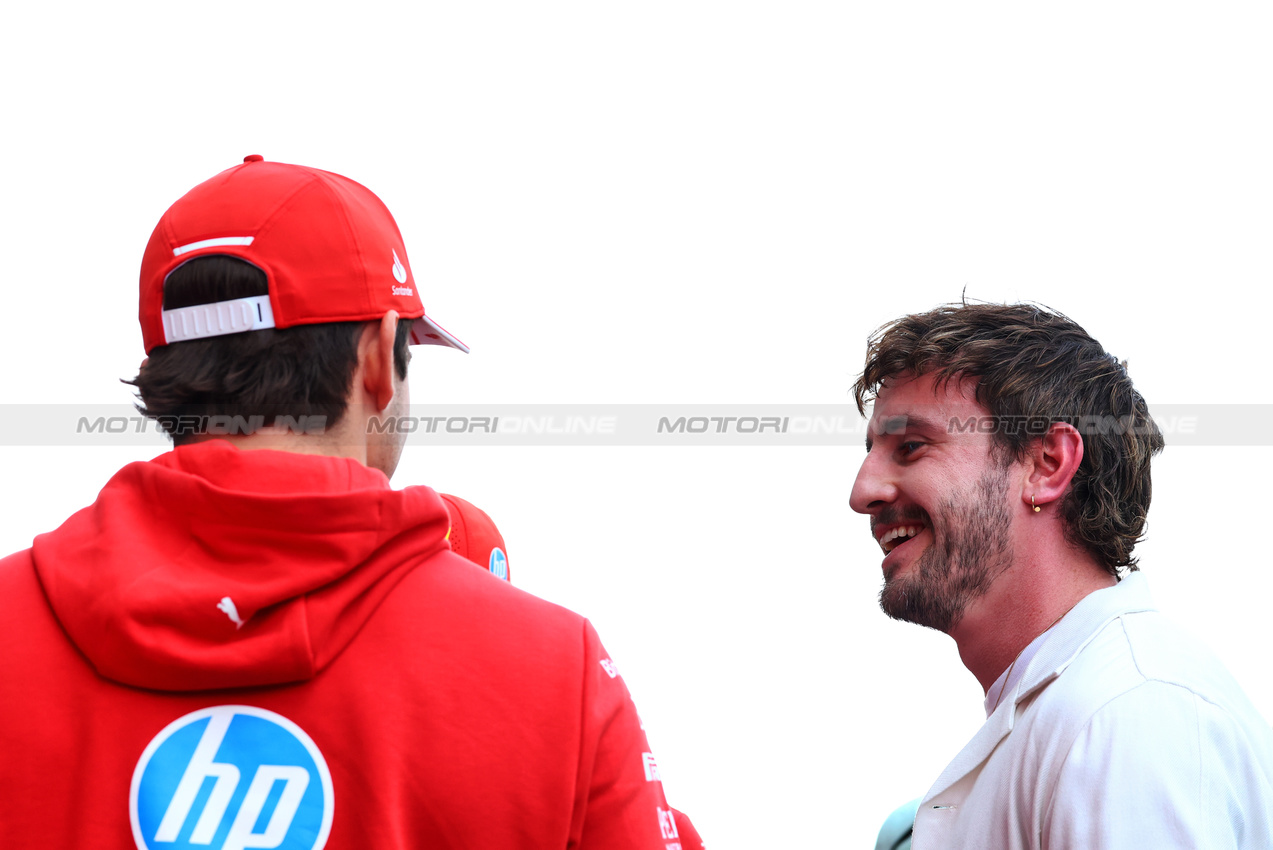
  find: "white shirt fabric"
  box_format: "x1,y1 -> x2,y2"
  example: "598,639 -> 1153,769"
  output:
983,620 -> 1053,719
913,573 -> 1273,849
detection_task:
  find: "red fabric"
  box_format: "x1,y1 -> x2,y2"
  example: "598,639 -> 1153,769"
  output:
673,809 -> 706,850
440,492 -> 509,580
0,441 -> 673,848
139,158 -> 463,353
441,493 -> 704,847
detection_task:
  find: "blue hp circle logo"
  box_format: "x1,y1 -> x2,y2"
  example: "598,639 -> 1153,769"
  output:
130,706 -> 334,850
489,547 -> 509,581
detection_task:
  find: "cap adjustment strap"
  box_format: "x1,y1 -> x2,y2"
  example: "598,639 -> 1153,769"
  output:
161,295 -> 276,344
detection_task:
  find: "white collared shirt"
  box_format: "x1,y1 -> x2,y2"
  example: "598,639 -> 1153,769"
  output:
983,621 -> 1055,719
914,573 -> 1273,850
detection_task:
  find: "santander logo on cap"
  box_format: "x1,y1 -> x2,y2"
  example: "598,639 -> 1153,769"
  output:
391,250 -> 413,296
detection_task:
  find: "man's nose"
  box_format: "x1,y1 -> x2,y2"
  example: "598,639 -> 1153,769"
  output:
849,450 -> 897,515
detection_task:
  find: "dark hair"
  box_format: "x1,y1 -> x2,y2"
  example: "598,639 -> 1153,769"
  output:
127,255 -> 411,444
852,302 -> 1164,576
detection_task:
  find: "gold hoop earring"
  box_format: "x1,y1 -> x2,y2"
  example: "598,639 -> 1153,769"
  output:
1032,495 -> 1041,513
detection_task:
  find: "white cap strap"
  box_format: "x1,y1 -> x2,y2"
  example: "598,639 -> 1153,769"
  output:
161,295 -> 276,343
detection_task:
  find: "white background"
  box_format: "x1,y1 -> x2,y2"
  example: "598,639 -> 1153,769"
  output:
3,3 -> 1272,847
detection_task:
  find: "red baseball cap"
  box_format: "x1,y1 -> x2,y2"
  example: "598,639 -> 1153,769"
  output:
440,493 -> 510,582
139,155 -> 467,354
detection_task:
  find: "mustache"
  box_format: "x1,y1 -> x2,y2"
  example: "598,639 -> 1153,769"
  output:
871,505 -> 931,537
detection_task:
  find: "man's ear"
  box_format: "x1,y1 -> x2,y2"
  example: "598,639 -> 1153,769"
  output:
359,310 -> 400,413
1024,422 -> 1084,511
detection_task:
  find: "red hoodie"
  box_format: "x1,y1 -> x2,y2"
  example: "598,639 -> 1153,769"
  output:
0,441 -> 678,849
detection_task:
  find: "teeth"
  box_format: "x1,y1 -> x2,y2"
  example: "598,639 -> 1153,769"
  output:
879,525 -> 922,553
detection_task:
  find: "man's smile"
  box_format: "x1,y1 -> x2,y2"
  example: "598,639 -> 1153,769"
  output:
872,521 -> 932,576
878,523 -> 925,554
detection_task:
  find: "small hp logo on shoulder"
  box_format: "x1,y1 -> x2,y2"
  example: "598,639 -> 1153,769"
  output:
489,547 -> 509,581
130,706 -> 334,850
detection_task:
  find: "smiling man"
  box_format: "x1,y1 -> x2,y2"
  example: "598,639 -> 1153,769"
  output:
850,303 -> 1273,849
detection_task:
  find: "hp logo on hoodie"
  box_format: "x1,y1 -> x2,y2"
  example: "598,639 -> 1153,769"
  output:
130,706 -> 334,850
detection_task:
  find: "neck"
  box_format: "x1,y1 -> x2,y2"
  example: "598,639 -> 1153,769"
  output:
950,555 -> 1116,694
184,414 -> 368,466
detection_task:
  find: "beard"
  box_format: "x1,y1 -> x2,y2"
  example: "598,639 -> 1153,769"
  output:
878,467 -> 1015,633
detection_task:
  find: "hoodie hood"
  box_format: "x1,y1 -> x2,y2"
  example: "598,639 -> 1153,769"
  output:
33,441 -> 450,691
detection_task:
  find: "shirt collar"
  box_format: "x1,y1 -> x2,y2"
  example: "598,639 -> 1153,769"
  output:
993,572 -> 1158,717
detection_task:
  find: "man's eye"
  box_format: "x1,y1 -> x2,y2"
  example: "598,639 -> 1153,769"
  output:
900,441 -> 925,456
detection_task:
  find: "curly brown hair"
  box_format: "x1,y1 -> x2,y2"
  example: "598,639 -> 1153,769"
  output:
852,302 -> 1164,576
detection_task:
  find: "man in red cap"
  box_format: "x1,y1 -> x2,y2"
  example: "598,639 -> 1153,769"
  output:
0,157 -> 679,849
